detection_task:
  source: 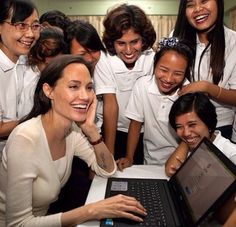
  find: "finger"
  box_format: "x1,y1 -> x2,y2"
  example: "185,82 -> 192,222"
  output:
176,156 -> 184,164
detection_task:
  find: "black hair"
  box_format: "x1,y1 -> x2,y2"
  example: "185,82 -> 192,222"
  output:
28,27 -> 66,67
39,10 -> 71,33
173,0 -> 225,85
154,37 -> 194,82
65,19 -> 106,54
169,92 -> 217,134
22,55 -> 93,122
103,4 -> 156,55
0,0 -> 37,24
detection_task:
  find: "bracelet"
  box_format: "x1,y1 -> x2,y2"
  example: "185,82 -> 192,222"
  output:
89,136 -> 104,145
216,86 -> 222,99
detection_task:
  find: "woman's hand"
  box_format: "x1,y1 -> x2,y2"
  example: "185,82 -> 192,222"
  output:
79,93 -> 98,137
178,81 -> 210,96
116,157 -> 133,171
87,194 -> 147,222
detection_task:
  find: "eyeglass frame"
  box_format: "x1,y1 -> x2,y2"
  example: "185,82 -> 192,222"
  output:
3,21 -> 43,33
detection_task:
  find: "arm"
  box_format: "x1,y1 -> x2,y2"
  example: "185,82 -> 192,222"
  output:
103,93 -> 119,155
0,120 -> 18,137
179,81 -> 236,106
5,128 -> 146,226
116,120 -> 142,171
79,93 -> 116,173
165,141 -> 189,177
61,194 -> 147,226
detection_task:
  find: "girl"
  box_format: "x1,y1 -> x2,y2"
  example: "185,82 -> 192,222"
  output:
166,92 -> 236,177
0,0 -> 41,154
65,19 -> 106,67
173,0 -> 236,140
116,37 -> 194,170
0,55 -> 146,226
94,4 -> 156,164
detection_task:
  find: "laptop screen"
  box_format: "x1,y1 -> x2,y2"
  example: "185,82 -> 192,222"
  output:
174,138 -> 236,224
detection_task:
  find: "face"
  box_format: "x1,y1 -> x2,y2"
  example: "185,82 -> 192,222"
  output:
185,0 -> 218,33
70,38 -> 101,67
155,50 -> 187,95
175,110 -> 210,150
0,9 -> 40,63
46,63 -> 94,123
114,28 -> 142,68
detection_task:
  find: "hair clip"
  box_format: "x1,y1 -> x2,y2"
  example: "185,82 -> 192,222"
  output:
159,37 -> 179,48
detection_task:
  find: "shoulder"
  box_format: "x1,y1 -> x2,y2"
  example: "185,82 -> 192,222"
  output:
8,116 -> 43,144
224,26 -> 236,45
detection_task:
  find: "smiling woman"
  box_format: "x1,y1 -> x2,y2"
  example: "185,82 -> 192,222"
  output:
0,55 -> 150,226
0,0 -> 40,155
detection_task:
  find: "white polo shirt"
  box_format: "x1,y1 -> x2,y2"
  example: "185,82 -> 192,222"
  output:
18,66 -> 40,117
194,27 -> 236,128
0,51 -> 27,153
125,75 -> 186,165
94,49 -> 155,132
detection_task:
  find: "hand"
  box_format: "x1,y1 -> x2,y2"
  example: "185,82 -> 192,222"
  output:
116,157 -> 133,171
168,156 -> 184,177
79,93 -> 98,136
88,194 -> 147,222
178,81 -> 210,96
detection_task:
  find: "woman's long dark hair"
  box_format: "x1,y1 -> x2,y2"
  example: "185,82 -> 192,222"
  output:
21,55 -> 93,123
173,0 -> 225,85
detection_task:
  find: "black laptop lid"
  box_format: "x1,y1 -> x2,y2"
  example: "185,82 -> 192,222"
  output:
169,137 -> 236,226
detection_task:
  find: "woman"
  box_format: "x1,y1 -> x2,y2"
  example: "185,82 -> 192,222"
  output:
173,0 -> 236,140
166,92 -> 236,226
0,55 -> 146,226
166,92 -> 236,177
0,0 -> 41,154
116,37 -> 194,170
18,27 -> 66,117
94,4 -> 156,163
65,19 -> 106,67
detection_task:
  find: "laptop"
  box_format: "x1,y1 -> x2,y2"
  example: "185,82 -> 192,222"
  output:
100,137 -> 236,227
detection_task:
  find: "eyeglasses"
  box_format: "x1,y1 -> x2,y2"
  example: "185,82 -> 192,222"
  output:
3,21 -> 42,32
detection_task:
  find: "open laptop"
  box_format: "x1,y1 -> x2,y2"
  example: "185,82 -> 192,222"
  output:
100,137 -> 236,227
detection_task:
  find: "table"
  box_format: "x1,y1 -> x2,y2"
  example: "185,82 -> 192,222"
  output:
78,165 -> 168,227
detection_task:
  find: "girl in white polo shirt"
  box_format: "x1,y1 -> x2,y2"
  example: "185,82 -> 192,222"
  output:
94,4 -> 156,164
116,37 -> 194,170
172,0 -> 236,140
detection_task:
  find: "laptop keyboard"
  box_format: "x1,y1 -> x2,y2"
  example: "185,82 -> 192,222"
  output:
128,180 -> 171,226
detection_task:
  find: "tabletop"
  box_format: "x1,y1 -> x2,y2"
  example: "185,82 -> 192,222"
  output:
78,165 -> 168,227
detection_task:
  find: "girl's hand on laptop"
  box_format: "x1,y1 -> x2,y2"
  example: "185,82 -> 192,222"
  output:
86,194 -> 147,222
116,157 -> 133,171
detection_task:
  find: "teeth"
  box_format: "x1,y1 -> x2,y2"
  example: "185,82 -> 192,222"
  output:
73,104 -> 87,109
195,14 -> 208,21
20,41 -> 32,46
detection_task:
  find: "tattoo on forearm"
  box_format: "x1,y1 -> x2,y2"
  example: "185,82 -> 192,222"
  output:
99,153 -> 108,169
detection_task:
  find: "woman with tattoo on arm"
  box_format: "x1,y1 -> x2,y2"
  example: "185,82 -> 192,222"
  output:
0,55 -> 146,226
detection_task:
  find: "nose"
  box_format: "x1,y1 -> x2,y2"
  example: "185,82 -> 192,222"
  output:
79,88 -> 89,101
183,126 -> 191,137
193,2 -> 203,12
24,27 -> 34,37
165,72 -> 173,82
125,44 -> 132,54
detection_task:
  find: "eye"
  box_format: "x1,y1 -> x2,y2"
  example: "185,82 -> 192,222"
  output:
69,85 -> 79,90
31,23 -> 42,31
87,84 -> 94,91
15,22 -> 28,30
186,1 -> 195,8
159,67 -> 168,73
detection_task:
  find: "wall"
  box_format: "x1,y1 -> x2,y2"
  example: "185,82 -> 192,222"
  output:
33,0 -> 236,26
